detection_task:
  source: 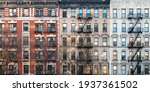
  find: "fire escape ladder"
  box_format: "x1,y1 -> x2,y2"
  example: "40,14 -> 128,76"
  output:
76,13 -> 93,75
128,14 -> 143,75
130,48 -> 140,62
131,58 -> 141,75
81,18 -> 89,32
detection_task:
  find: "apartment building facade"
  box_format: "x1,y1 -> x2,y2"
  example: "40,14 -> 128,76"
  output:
59,0 -> 110,75
0,0 -> 149,75
110,0 -> 150,75
0,0 -> 59,75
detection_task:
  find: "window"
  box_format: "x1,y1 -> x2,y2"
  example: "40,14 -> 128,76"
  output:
129,9 -> 133,17
63,50 -> 67,60
35,37 -> 41,45
62,9 -> 67,17
23,51 -> 29,59
144,9 -> 149,18
94,51 -> 99,60
113,65 -> 117,75
79,23 -> 83,31
113,37 -> 117,46
9,37 -> 17,47
36,65 -> 43,75
9,23 -> 17,32
94,37 -> 98,46
23,8 -> 28,17
86,8 -> 91,18
94,8 -> 99,18
47,37 -> 56,47
23,36 -> 29,46
71,37 -> 75,46
71,23 -> 76,32
87,37 -> 91,43
71,51 -> 75,60
85,65 -> 91,74
103,8 -> 107,18
47,65 -> 55,75
71,8 -> 75,17
35,51 -> 43,60
129,23 -> 133,32
0,23 -> 4,32
0,8 -> 4,17
86,51 -> 91,60
62,23 -> 67,32
79,51 -> 83,60
102,51 -> 107,60
23,65 -> 29,74
23,23 -> 29,31
62,37 -> 67,46
121,51 -> 126,60
94,23 -> 98,32
144,23 -> 149,32
35,23 -> 43,32
145,65 -> 149,74
136,23 -> 141,32
93,65 -> 99,75
113,23 -> 117,32
121,65 -> 126,74
79,8 -> 83,17
113,9 -> 117,18
79,37 -> 83,46
137,8 -> 141,17
9,8 -> 17,17
62,64 -> 68,74
86,23 -> 91,32
122,23 -> 126,32
48,51 -> 56,60
121,9 -> 126,18
9,51 -> 17,59
48,9 -> 56,17
78,65 -> 84,75
47,23 -> 55,32
121,37 -> 126,46
8,65 -> 17,74
52,9 -> 56,17
137,37 -> 141,46
102,37 -> 107,46
35,8 -> 43,17
144,51 -> 149,60
144,37 -> 149,46
103,23 -> 107,32
102,65 -> 107,75
129,51 -> 133,60
113,51 -> 117,60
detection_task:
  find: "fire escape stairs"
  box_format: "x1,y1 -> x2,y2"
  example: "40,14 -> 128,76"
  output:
128,15 -> 143,75
76,14 -> 93,74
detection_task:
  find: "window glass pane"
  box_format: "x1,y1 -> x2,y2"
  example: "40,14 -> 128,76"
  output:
94,37 -> 98,46
63,23 -> 67,32
94,23 -> 98,32
71,8 -> 75,17
23,23 -> 29,31
94,8 -> 99,17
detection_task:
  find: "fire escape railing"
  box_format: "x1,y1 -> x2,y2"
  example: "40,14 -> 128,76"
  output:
127,14 -> 143,75
75,13 -> 93,75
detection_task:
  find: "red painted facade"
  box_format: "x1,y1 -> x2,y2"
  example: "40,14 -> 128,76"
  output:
0,0 -> 60,75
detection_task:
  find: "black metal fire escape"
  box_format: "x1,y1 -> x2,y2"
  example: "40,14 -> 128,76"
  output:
127,14 -> 143,75
35,27 -> 48,75
76,13 -> 93,75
